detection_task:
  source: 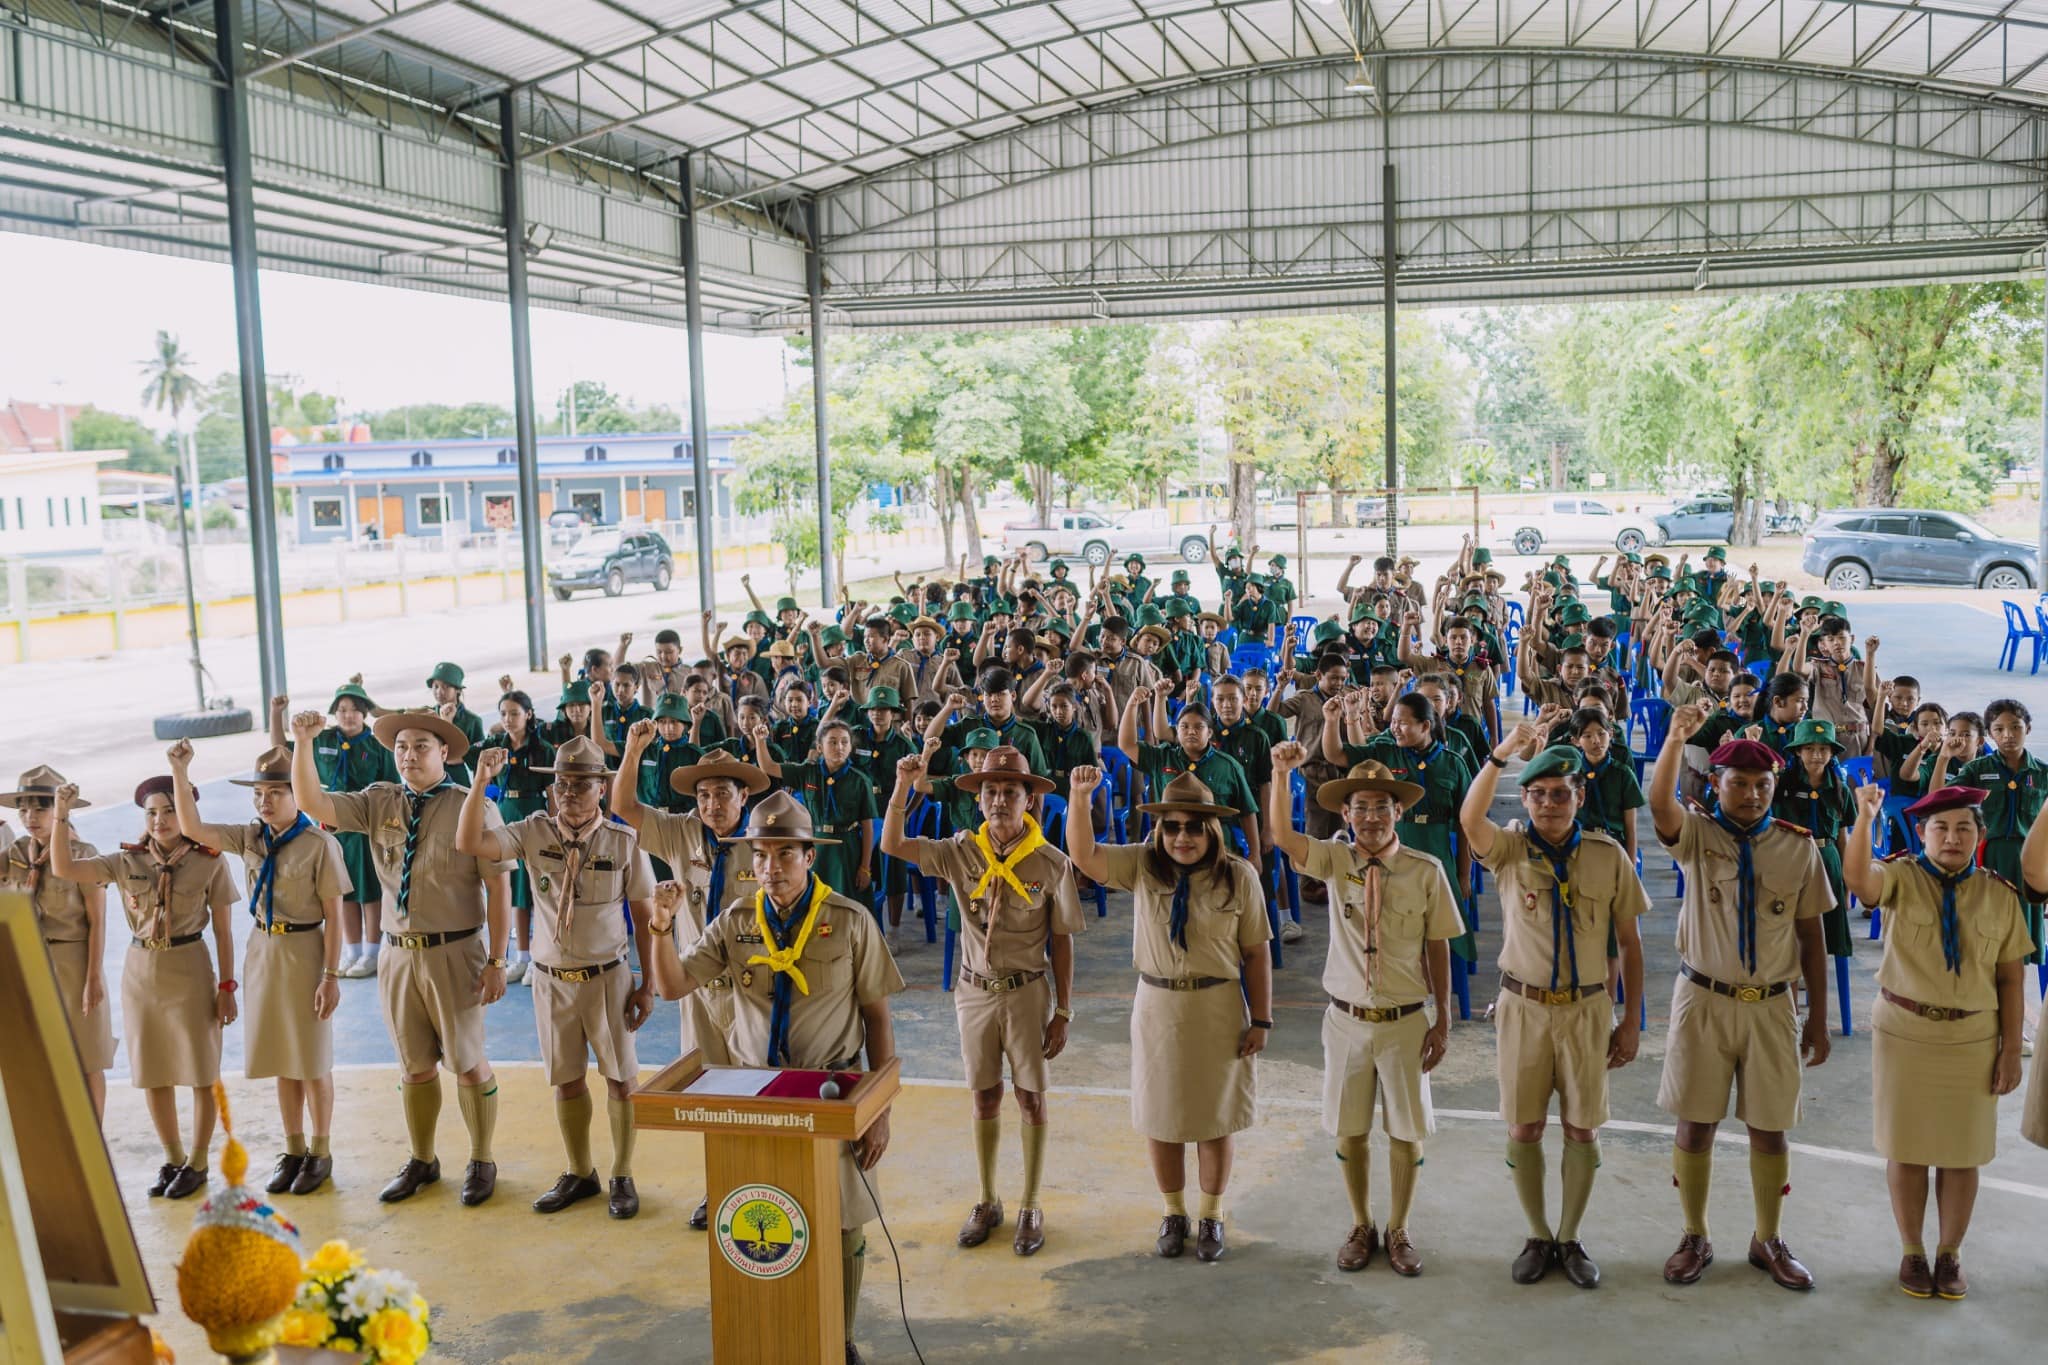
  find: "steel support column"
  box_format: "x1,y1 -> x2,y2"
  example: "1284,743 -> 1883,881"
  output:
681,155 -> 716,614
1382,158 -> 1399,561
500,91 -> 548,669
2040,248 -> 2048,584
212,0 -> 286,700
806,198 -> 836,608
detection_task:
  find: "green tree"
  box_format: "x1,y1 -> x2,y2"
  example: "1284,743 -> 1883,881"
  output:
69,406 -> 171,473
138,329 -> 201,492
733,394 -> 918,591
1449,310 -> 1583,489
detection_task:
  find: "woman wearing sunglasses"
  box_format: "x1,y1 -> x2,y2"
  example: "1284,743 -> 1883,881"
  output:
1067,765 -> 1273,1264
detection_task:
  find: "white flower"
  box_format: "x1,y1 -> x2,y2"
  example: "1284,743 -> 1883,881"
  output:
337,1272 -> 387,1322
373,1269 -> 420,1306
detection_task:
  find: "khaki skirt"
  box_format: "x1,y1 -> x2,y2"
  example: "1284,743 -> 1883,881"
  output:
1871,997 -> 2001,1167
1131,978 -> 1256,1144
120,940 -> 220,1089
2023,1044 -> 2048,1151
49,938 -> 117,1071
243,929 -> 332,1082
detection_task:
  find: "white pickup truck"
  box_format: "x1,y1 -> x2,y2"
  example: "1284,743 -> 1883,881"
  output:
1492,495 -> 1660,556
1003,508 -> 1211,566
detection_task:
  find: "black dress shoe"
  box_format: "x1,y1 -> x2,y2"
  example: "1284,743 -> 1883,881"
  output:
1195,1217 -> 1227,1263
460,1160 -> 498,1207
1511,1237 -> 1555,1284
690,1196 -> 709,1230
289,1155 -> 333,1196
163,1165 -> 207,1200
1156,1213 -> 1192,1258
266,1153 -> 304,1194
532,1170 -> 601,1214
148,1163 -> 179,1198
608,1177 -> 640,1220
379,1157 -> 441,1204
845,1344 -> 863,1365
1557,1240 -> 1602,1289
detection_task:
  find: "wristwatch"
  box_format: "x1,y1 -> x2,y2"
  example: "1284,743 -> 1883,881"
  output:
1250,1018 -> 1273,1030
1053,1006 -> 1075,1022
486,956 -> 510,970
1485,752 -> 1510,769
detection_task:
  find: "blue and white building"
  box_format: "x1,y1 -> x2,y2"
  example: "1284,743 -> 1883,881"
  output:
278,430 -> 749,544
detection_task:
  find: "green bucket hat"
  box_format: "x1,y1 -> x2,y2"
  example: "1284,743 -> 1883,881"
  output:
1822,600 -> 1846,617
889,601 -> 918,625
1123,552 -> 1146,570
652,693 -> 691,722
1171,568 -> 1191,583
1348,600 -> 1383,624
817,625 -> 846,649
1552,554 -> 1571,568
960,727 -> 1002,752
1622,551 -> 1643,565
1048,558 -> 1070,574
1268,553 -> 1288,569
328,682 -> 377,713
947,600 -> 978,622
864,685 -> 904,713
1788,718 -> 1843,753
982,554 -> 1000,568
1136,604 -> 1167,628
1521,745 -> 1586,782
1798,595 -> 1824,611
774,595 -> 801,614
1705,545 -> 1728,561
425,661 -> 465,690
1471,547 -> 1493,565
559,680 -> 593,707
1460,591 -> 1490,609
745,609 -> 776,630
1163,597 -> 1195,619
1647,564 -> 1673,581
1558,602 -> 1592,625
1311,620 -> 1345,646
1555,633 -> 1587,651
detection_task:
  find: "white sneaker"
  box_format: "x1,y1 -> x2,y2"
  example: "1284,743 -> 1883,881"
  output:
506,955 -> 529,984
342,952 -> 377,979
1280,920 -> 1304,944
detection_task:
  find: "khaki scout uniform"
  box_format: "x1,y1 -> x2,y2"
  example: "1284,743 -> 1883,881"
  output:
1298,838 -> 1463,1142
72,842 -> 236,1089
1481,827 -> 1648,1128
1274,686 -> 1344,838
1655,811 -> 1830,1131
484,815 -> 656,1087
899,831 -> 1085,1092
1,835 -> 118,1069
214,819 -> 352,1082
1806,660 -> 1871,757
680,883 -> 906,1228
870,649 -> 961,711
1871,858 -> 2033,1168
327,784 -> 514,1076
1100,846 -> 1271,1144
1103,652 -> 1164,727
640,810 -> 755,1066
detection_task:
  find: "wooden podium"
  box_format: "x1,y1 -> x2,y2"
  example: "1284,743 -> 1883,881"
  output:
633,1051 -> 899,1365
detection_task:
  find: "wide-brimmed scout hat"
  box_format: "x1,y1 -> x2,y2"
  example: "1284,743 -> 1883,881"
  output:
1316,759 -> 1423,813
0,764 -> 86,808
742,790 -> 839,844
372,710 -> 472,763
956,745 -> 1055,796
909,615 -> 944,634
228,746 -> 294,787
534,736 -> 609,777
765,640 -> 798,660
1139,772 -> 1238,819
670,748 -> 770,797
1133,624 -> 1173,648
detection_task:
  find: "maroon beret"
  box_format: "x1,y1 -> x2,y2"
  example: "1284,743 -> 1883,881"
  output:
133,775 -> 194,807
1903,785 -> 1988,820
1707,739 -> 1783,772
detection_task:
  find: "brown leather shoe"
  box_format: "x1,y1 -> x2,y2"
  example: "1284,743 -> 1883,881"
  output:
1012,1206 -> 1045,1256
288,1155 -> 333,1196
957,1199 -> 1005,1248
689,1196 -> 709,1230
1898,1253 -> 1935,1299
1195,1216 -> 1226,1262
162,1165 -> 206,1200
459,1159 -> 498,1207
1385,1229 -> 1422,1277
148,1163 -> 178,1198
1933,1252 -> 1967,1301
1663,1231 -> 1714,1285
1156,1213 -> 1191,1258
378,1157 -> 440,1203
266,1153 -> 304,1195
1510,1237 -> 1555,1284
1337,1223 -> 1378,1272
608,1177 -> 640,1220
1556,1240 -> 1601,1289
532,1170 -> 600,1214
1748,1235 -> 1814,1291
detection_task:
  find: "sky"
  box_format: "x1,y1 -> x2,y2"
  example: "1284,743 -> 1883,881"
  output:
0,233 -> 798,430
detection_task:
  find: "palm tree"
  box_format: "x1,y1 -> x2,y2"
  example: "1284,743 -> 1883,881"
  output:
140,330 -> 201,510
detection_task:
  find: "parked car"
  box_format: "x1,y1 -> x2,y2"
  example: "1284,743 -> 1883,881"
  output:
1656,496 -> 1735,545
547,506 -> 597,547
1801,509 -> 2038,591
1493,496 -> 1660,556
1003,508 -> 1209,565
1354,497 -> 1413,528
548,528 -> 675,599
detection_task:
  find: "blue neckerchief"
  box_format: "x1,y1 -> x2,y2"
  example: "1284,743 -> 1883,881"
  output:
816,758 -> 848,822
1401,742 -> 1443,778
1914,855 -> 1973,975
1169,871 -> 1192,952
704,825 -> 730,923
251,813 -> 311,931
761,879 -> 819,1066
1580,756 -> 1609,833
1711,811 -> 1773,973
1525,826 -> 1582,991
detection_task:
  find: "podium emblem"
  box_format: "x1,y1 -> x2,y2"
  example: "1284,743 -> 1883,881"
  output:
715,1183 -> 810,1280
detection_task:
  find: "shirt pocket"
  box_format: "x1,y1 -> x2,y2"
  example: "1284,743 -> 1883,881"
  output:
1888,901 -> 1939,951
573,863 -> 628,909
1379,899 -> 1427,950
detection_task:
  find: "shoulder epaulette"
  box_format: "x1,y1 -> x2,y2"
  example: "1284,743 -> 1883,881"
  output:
193,844 -> 221,858
1880,850 -> 1916,863
1984,869 -> 2019,893
1773,819 -> 1813,838
119,840 -> 147,853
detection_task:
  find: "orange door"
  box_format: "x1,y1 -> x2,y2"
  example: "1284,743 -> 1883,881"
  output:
624,488 -> 643,517
381,497 -> 404,537
538,491 -> 555,517
643,488 -> 666,520
355,497 -> 379,532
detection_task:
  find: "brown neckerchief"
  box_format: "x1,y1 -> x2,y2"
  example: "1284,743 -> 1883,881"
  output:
10,837 -> 47,903
550,815 -> 601,941
1356,837 -> 1400,991
143,838 -> 194,943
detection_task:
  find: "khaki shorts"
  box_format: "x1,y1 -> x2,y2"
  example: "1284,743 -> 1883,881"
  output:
1321,1004 -> 1434,1143
956,973 -> 1051,1093
532,961 -> 641,1088
378,933 -> 488,1077
1656,975 -> 1802,1131
1494,988 -> 1612,1129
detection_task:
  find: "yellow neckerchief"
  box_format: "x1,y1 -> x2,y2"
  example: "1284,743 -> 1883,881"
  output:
970,817 -> 1048,902
747,875 -> 832,996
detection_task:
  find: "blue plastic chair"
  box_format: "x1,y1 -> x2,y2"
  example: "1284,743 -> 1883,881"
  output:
1506,600 -> 1525,633
1290,614 -> 1319,651
1999,600 -> 2045,673
1835,955 -> 1853,1036
1627,698 -> 1673,780
1099,746 -> 1136,844
1039,792 -> 1107,918
1230,642 -> 1273,676
1746,658 -> 1772,686
1840,755 -> 1875,789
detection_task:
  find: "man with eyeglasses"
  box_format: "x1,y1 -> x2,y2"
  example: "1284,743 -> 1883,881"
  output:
1269,743 -> 1462,1278
1460,712 -> 1647,1291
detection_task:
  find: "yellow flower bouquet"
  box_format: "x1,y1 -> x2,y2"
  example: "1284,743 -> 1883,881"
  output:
283,1241 -> 432,1365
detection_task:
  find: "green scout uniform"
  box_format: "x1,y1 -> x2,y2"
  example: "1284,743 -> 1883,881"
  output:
1444,710 -> 1490,771
1262,565 -> 1296,614
773,713 -> 819,762
1344,634 -> 1399,684
1871,712 -> 1918,783
1231,594 -> 1279,639
777,759 -> 877,898
1032,718 -> 1100,791
474,731 -> 554,908
1959,751 -> 2048,958
927,774 -> 985,836
1691,703 -> 1761,755
441,702 -> 487,786
637,736 -> 703,814
936,713 -> 1046,776
1341,735 -> 1477,963
1164,628 -> 1205,680
1576,753 -> 1645,845
1771,766 -> 1856,957
1135,742 -> 1258,816
305,724 -> 397,902
1248,708 -> 1287,751
1210,717 -> 1273,796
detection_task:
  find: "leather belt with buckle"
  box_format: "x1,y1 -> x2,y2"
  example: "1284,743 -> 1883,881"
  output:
255,919 -> 323,936
1138,972 -> 1231,991
384,925 -> 482,951
533,958 -> 624,985
1330,995 -> 1425,1023
1880,988 -> 1980,1022
1500,972 -> 1607,1006
1680,962 -> 1792,1002
131,931 -> 204,951
961,967 -> 1046,994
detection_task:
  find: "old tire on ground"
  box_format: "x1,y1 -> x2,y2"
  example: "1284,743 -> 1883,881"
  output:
152,707 -> 254,742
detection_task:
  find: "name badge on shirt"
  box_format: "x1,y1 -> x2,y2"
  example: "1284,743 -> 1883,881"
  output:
735,931 -> 764,945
